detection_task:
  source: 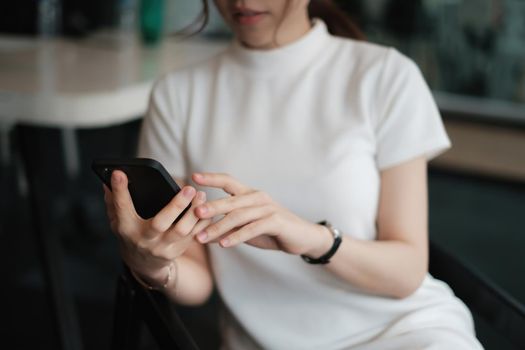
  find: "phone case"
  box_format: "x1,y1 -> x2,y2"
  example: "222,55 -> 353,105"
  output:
91,158 -> 183,219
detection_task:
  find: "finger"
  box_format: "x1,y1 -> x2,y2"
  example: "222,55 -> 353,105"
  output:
206,229 -> 236,244
110,172 -> 142,236
196,205 -> 273,244
103,185 -> 115,215
192,173 -> 252,196
195,191 -> 271,219
190,218 -> 212,236
164,191 -> 207,242
103,185 -> 116,209
103,185 -> 118,228
219,218 -> 271,248
150,186 -> 197,234
111,170 -> 139,219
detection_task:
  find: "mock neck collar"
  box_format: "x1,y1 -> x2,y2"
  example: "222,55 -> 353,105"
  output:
227,19 -> 330,75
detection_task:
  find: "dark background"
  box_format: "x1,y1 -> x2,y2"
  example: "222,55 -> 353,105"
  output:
1,0 -> 524,349
0,0 -> 115,38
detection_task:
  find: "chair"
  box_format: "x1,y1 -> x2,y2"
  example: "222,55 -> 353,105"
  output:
428,240 -> 525,349
112,241 -> 525,350
111,264 -> 200,350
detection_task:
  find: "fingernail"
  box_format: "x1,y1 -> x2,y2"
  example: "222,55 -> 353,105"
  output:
183,187 -> 195,198
198,191 -> 206,201
221,238 -> 230,247
197,231 -> 208,242
194,173 -> 204,181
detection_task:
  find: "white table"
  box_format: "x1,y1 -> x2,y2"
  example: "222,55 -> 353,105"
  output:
0,32 -> 226,127
0,32 -> 226,169
0,31 -> 227,350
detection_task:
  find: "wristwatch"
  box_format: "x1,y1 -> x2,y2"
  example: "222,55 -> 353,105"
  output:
301,221 -> 342,265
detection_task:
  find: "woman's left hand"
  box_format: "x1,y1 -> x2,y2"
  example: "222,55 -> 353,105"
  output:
192,173 -> 332,258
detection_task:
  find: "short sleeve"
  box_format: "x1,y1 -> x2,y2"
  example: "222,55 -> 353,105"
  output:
136,75 -> 188,179
374,49 -> 451,170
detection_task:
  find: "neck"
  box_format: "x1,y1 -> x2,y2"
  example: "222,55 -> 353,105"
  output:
242,13 -> 312,50
229,19 -> 329,76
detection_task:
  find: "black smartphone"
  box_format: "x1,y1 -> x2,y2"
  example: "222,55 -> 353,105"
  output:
91,157 -> 189,220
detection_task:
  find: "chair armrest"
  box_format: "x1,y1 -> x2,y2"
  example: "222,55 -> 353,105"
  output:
429,240 -> 525,348
112,265 -> 200,350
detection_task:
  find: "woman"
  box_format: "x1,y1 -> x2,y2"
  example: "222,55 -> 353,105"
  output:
104,0 -> 484,349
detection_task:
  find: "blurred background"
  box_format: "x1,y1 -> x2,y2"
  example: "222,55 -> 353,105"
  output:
0,0 -> 524,349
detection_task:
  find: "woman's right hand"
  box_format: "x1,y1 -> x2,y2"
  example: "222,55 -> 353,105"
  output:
103,170 -> 208,285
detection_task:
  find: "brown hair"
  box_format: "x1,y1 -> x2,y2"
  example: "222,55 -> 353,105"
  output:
178,0 -> 364,41
308,0 -> 365,40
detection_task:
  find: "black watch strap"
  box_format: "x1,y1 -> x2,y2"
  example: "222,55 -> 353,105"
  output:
301,221 -> 342,265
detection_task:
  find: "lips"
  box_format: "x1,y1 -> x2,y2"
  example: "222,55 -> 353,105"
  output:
233,7 -> 268,25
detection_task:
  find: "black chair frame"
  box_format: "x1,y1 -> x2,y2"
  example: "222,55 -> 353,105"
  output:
112,265 -> 200,350
429,240 -> 525,348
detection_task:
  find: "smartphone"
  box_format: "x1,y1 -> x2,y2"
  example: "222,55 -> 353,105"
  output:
91,157 -> 189,220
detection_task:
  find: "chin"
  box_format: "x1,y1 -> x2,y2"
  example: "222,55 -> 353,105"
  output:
238,34 -> 274,49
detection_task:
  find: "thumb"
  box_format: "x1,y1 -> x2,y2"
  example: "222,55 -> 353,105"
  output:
111,170 -> 139,220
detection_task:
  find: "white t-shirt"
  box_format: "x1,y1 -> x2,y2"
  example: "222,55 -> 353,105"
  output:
138,20 -> 481,350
